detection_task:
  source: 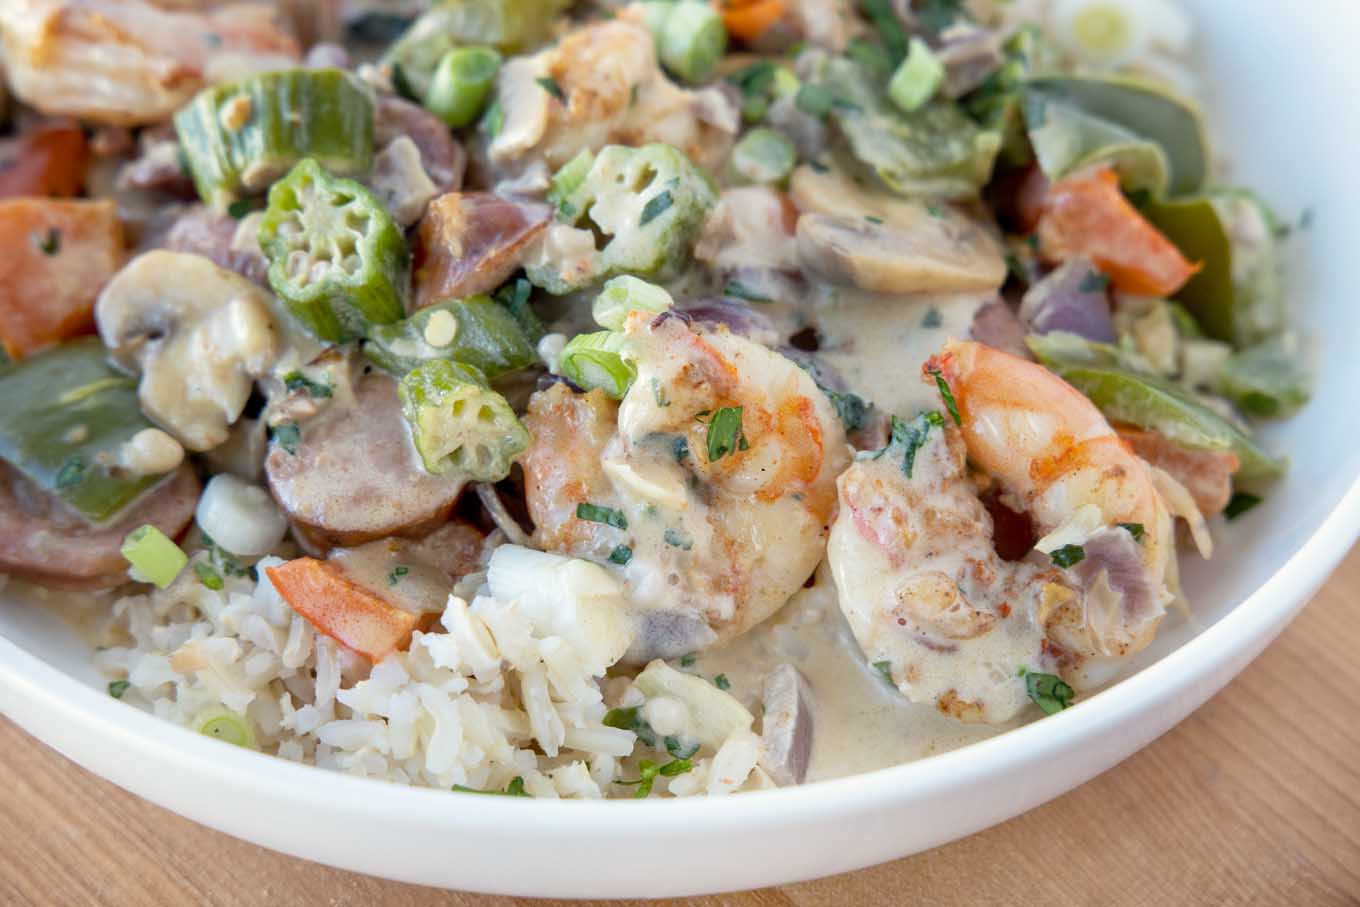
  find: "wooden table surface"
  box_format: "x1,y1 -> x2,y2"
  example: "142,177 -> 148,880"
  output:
3,551 -> 1359,907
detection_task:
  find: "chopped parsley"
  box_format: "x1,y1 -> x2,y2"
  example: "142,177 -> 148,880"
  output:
575,502 -> 628,530
35,227 -> 61,256
1080,271 -> 1112,293
603,706 -> 656,747
926,204 -> 946,219
283,371 -> 333,399
713,673 -> 731,691
664,736 -> 700,759
272,422 -> 301,455
663,527 -> 693,550
1225,492 -> 1262,520
921,307 -> 943,329
54,456 -> 86,489
865,215 -> 884,225
608,544 -> 633,565
201,532 -> 251,579
1119,522 -> 1146,542
929,368 -> 961,425
226,199 -> 255,220
704,406 -> 748,462
824,387 -> 870,434
107,680 -> 131,699
1049,544 -> 1086,569
672,435 -> 690,463
860,0 -> 907,62
388,565 -> 409,586
885,411 -> 945,478
640,189 -> 674,226
679,652 -> 697,668
194,562 -> 224,591
620,757 -> 694,798
724,280 -> 773,303
1025,672 -> 1074,715
872,660 -> 894,684
453,776 -> 530,797
915,0 -> 966,33
535,76 -> 566,102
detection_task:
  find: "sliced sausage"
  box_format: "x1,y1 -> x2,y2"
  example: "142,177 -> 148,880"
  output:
413,192 -> 552,309
0,462 -> 200,591
162,204 -> 270,286
375,95 -> 466,193
265,372 -> 467,551
758,663 -> 814,786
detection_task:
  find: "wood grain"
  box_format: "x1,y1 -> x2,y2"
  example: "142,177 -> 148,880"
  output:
3,551 -> 1359,907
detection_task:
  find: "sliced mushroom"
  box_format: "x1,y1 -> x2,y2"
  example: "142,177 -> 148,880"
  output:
789,164 -> 1006,294
95,250 -> 280,451
413,192 -> 552,309
265,371 -> 468,551
0,462 -> 199,590
758,663 -> 814,786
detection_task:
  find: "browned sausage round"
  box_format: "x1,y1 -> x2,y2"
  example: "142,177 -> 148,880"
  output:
265,371 -> 467,552
375,95 -> 467,193
0,463 -> 200,591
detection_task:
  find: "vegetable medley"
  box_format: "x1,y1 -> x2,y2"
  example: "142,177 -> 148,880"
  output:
0,0 -> 1310,797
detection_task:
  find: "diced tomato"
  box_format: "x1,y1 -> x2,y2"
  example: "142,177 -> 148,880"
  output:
0,199 -> 123,360
0,122 -> 89,199
266,557 -> 431,662
1036,166 -> 1201,297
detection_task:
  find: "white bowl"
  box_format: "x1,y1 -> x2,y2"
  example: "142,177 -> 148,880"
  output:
3,1 -> 1359,897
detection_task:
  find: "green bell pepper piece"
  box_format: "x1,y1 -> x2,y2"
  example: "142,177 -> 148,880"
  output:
1021,75 -> 1209,196
1028,332 -> 1284,481
258,158 -> 408,342
175,69 -> 374,211
397,359 -> 530,481
365,296 -> 538,377
1214,338 -> 1311,419
1021,92 -> 1170,195
0,338 -> 173,523
1143,190 -> 1284,348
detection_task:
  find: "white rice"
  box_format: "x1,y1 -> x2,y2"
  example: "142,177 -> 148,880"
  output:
95,547 -> 762,799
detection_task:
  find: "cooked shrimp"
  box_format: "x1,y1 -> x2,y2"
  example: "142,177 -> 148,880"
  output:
0,0 -> 299,126
488,17 -> 734,174
522,312 -> 850,662
828,340 -> 1187,723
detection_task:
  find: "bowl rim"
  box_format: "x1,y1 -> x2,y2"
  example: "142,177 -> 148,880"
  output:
2,469 -> 1358,836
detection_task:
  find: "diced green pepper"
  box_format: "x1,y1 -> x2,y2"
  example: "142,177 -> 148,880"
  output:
424,46 -> 502,128
1028,332 -> 1284,481
887,37 -> 945,114
1021,91 -> 1170,196
559,331 -> 636,399
365,295 -> 539,377
398,359 -> 530,481
530,143 -> 718,292
1214,338 -> 1312,419
383,0 -> 569,98
1143,190 -> 1285,348
0,338 -> 172,523
1020,75 -> 1209,197
727,128 -> 797,186
815,57 -> 1001,199
121,525 -> 188,589
175,69 -> 374,211
258,158 -> 408,342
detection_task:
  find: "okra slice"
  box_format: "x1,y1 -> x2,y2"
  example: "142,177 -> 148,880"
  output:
175,69 -> 375,211
0,338 -> 171,523
397,359 -> 530,482
365,295 -> 538,377
258,159 -> 408,342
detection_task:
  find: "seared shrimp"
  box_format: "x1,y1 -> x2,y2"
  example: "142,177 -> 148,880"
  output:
829,340 -> 1192,723
523,313 -> 850,662
488,17 -> 734,174
0,0 -> 299,126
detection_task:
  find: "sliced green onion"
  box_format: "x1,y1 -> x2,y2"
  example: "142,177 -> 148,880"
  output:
1025,672 -> 1075,715
191,706 -> 259,749
121,525 -> 188,589
888,37 -> 945,113
559,331 -> 637,399
576,502 -> 628,530
425,46 -> 502,128
705,406 -> 747,462
658,1 -> 727,85
728,128 -> 797,186
592,276 -> 674,331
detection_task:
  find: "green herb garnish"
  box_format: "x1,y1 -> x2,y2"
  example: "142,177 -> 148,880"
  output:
713,673 -> 730,691
576,502 -> 628,530
1225,492 -> 1262,520
1049,544 -> 1086,569
724,280 -> 773,303
872,660 -> 894,684
226,199 -> 255,220
621,757 -> 694,798
885,411 -> 945,478
921,307 -> 942,329
603,706 -> 657,747
664,736 -> 701,759
640,189 -> 674,226
1119,522 -> 1146,542
929,368 -> 961,425
283,371 -> 333,399
108,680 -> 131,699
608,545 -> 633,565
1025,672 -> 1074,715
452,776 -> 531,797
388,565 -> 409,586
194,562 -> 224,591
679,653 -> 697,668
272,422 -> 301,455
35,227 -> 61,256
705,406 -> 747,462
663,527 -> 693,550
1080,271 -> 1111,293
535,76 -> 566,102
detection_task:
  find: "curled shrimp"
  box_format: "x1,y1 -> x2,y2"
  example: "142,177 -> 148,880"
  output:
828,340 -> 1199,723
522,312 -> 850,662
0,0 -> 300,126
